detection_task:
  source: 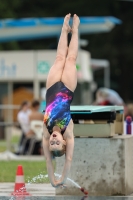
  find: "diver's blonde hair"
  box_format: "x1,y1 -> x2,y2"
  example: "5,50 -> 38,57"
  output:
51,144 -> 66,158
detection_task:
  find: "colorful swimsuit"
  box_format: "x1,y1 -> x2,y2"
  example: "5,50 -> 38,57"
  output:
44,81 -> 73,134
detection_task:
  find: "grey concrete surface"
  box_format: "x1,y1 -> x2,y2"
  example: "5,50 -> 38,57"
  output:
0,183 -> 133,199
0,183 -> 55,196
55,135 -> 133,196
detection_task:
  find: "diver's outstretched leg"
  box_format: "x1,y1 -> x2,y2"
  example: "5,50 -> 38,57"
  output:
61,14 -> 80,92
46,14 -> 71,89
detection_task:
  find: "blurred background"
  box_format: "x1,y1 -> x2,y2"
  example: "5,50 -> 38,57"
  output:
0,0 -> 133,156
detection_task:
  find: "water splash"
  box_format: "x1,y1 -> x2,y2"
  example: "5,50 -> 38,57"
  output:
54,173 -> 81,188
27,172 -> 48,185
27,172 -> 81,188
9,197 -> 14,200
54,173 -> 88,196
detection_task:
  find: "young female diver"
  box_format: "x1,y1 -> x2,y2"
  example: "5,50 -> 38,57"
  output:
43,13 -> 80,188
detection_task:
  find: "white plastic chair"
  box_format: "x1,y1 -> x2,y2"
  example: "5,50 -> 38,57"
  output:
30,120 -> 43,140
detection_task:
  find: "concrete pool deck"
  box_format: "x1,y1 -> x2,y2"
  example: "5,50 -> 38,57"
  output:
1,182 -> 133,197
0,183 -> 55,196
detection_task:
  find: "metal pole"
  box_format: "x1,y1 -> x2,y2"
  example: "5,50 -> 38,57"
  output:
104,65 -> 110,88
78,30 -> 84,104
33,51 -> 40,99
6,82 -> 13,153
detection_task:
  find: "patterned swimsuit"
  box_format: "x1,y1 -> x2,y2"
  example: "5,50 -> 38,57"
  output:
44,81 -> 73,134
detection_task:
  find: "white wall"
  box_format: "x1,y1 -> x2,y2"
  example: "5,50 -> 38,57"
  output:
0,50 -> 93,82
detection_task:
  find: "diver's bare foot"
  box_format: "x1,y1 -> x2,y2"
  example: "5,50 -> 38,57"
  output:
72,14 -> 80,32
62,13 -> 71,33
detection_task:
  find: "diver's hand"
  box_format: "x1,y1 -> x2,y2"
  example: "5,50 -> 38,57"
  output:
52,180 -> 67,188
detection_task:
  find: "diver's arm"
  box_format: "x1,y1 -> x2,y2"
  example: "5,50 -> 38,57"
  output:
43,126 -> 56,187
60,131 -> 74,184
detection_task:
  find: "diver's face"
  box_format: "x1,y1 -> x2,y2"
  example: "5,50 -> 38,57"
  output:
49,131 -> 65,151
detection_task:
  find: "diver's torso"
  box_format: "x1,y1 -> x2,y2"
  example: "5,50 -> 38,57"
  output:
44,81 -> 73,134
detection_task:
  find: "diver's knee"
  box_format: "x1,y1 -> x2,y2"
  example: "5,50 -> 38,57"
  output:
66,55 -> 76,63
